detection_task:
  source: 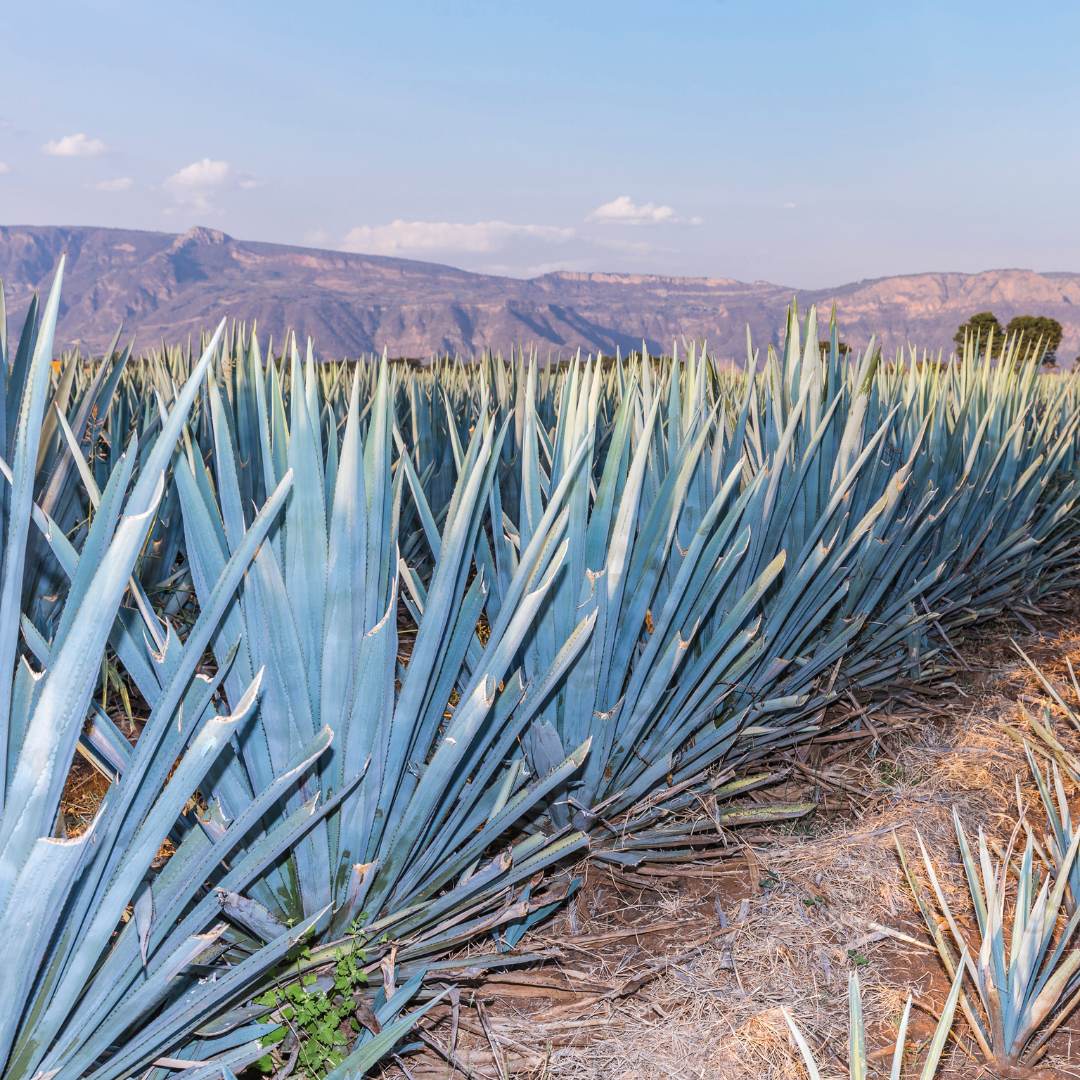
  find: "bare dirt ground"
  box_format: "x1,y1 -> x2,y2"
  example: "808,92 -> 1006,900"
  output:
391,601 -> 1080,1080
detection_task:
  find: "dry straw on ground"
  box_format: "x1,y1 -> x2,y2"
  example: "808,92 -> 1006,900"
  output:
383,605 -> 1080,1080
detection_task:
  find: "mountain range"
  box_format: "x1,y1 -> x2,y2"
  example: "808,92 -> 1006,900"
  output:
2,224 -> 1079,362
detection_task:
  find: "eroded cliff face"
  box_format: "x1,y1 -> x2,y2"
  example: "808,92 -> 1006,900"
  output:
3,224 -> 1078,360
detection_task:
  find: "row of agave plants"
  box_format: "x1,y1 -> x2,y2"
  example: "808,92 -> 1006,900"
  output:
1,264 -> 1079,1076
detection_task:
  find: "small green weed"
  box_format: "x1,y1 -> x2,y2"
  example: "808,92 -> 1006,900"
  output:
254,947 -> 371,1078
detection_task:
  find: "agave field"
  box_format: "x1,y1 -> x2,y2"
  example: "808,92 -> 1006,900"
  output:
2,262 -> 1080,1077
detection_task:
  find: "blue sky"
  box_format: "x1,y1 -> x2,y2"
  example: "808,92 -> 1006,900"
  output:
2,1 -> 1078,285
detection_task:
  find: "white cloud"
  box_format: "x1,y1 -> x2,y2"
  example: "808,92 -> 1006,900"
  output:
0,162 -> 10,175
96,176 -> 133,192
164,158 -> 233,212
43,133 -> 107,157
587,195 -> 701,226
341,219 -> 575,257
166,158 -> 231,191
782,201 -> 797,210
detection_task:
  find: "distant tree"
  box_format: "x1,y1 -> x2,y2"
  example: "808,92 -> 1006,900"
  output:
1004,314 -> 1063,365
818,338 -> 851,357
954,312 -> 1004,357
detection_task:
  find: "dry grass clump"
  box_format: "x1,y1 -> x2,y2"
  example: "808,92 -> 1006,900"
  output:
58,757 -> 112,836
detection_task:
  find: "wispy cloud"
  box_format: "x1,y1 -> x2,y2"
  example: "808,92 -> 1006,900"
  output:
0,162 -> 10,175
164,158 -> 232,212
43,132 -> 107,157
341,219 -> 575,256
587,195 -> 701,226
161,159 -> 262,214
96,176 -> 134,192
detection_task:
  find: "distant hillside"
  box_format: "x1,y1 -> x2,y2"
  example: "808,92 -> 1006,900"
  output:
2,224 -> 1079,361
